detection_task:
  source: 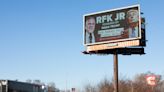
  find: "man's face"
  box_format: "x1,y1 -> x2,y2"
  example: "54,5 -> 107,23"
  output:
85,18 -> 95,33
127,10 -> 139,24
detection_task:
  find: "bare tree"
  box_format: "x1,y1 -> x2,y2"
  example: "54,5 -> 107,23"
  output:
119,79 -> 131,92
84,83 -> 97,92
133,71 -> 162,92
98,78 -> 113,92
82,72 -> 163,92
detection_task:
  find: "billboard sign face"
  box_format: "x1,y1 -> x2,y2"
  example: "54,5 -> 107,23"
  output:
84,5 -> 141,46
146,75 -> 156,86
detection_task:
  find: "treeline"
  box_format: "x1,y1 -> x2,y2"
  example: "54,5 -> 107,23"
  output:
83,72 -> 164,92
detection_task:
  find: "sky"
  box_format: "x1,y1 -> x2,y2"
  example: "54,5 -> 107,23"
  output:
0,0 -> 164,90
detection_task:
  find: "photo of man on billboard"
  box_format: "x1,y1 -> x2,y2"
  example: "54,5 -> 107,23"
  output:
85,17 -> 96,44
84,5 -> 141,46
125,9 -> 139,38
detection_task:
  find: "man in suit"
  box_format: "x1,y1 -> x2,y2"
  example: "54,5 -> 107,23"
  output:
126,9 -> 139,38
85,17 -> 96,44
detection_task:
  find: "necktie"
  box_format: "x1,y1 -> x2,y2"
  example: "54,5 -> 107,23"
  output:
89,33 -> 92,43
131,28 -> 135,37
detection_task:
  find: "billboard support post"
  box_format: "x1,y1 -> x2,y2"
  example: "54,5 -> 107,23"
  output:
83,4 -> 146,92
114,50 -> 119,92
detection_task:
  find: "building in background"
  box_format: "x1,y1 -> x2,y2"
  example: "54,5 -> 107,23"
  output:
0,80 -> 46,92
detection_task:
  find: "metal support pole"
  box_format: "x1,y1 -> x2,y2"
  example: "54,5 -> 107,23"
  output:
114,50 -> 119,92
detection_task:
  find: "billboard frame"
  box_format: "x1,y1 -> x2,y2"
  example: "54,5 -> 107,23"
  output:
83,4 -> 141,47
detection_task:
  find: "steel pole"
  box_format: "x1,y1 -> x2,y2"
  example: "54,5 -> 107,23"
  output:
114,51 -> 119,92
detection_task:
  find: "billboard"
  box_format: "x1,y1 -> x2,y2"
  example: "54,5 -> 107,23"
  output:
146,75 -> 156,86
84,5 -> 141,46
